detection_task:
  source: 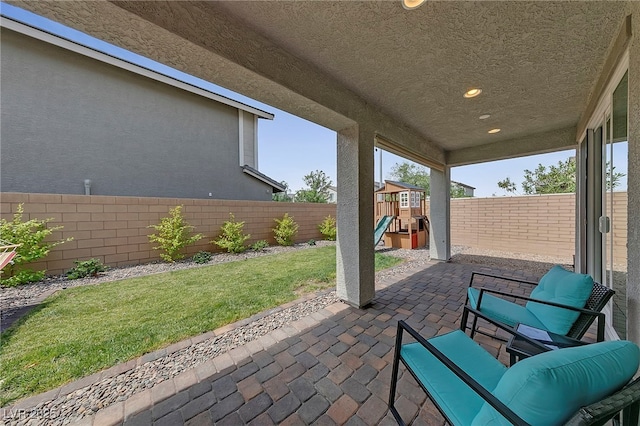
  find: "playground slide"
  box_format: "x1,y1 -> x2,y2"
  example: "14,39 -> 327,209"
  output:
374,215 -> 395,246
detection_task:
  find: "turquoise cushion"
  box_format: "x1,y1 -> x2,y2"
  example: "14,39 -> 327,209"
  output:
468,287 -> 546,330
472,340 -> 640,426
525,265 -> 594,335
401,330 -> 507,426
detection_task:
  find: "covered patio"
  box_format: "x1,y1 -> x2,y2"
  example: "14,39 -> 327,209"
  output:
2,1 -> 639,424
6,0 -> 635,343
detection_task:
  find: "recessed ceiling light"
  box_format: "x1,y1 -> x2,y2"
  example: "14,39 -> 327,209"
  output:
464,88 -> 482,98
479,114 -> 491,120
488,128 -> 501,134
402,0 -> 427,10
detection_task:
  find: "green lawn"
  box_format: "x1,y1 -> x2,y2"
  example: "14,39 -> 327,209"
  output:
0,246 -> 401,405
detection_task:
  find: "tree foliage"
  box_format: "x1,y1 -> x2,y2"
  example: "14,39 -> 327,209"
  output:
213,213 -> 250,253
295,170 -> 332,203
148,206 -> 203,262
389,162 -> 430,194
0,204 -> 71,286
389,162 -> 471,198
272,181 -> 294,202
450,182 -> 471,198
273,213 -> 299,246
497,157 -> 624,195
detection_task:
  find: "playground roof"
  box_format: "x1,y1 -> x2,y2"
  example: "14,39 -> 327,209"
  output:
376,180 -> 426,193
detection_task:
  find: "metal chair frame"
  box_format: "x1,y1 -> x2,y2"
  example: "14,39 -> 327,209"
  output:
459,271 -> 614,343
390,320 -> 640,426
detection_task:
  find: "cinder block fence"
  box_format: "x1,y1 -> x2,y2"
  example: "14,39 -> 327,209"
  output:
0,193 -> 337,275
1,192 -> 627,277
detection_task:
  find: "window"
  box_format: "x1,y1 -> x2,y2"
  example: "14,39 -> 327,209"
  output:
400,192 -> 409,208
411,192 -> 420,208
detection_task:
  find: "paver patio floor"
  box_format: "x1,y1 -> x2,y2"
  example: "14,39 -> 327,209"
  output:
108,259 -> 550,426
5,258 -> 559,425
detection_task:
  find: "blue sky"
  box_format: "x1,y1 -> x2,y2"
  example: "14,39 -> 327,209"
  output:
2,3 -> 627,197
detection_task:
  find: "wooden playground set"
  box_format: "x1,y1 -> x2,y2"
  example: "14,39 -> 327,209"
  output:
374,181 -> 429,249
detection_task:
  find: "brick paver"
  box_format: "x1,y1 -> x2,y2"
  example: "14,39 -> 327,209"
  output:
7,260 -> 552,425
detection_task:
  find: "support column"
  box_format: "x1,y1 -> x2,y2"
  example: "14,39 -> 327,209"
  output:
626,4 -> 640,346
429,167 -> 451,261
336,124 -> 375,308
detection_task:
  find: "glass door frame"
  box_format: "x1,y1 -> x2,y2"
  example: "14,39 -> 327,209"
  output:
577,50 -> 628,339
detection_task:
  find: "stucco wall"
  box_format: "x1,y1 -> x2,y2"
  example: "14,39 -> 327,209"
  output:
0,28 -> 271,201
1,193 -> 336,275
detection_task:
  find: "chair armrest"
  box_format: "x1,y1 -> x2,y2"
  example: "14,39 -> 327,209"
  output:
476,288 -> 606,341
563,377 -> 640,426
461,306 -> 555,353
477,287 -> 602,317
396,321 -> 530,426
469,271 -> 538,289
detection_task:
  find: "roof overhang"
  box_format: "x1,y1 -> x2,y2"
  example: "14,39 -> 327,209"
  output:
242,165 -> 286,193
0,13 -> 274,120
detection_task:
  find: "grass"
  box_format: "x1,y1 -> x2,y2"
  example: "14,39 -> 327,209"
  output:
0,246 -> 401,405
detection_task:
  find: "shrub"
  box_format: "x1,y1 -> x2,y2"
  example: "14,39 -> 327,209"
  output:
148,206 -> 203,262
251,240 -> 269,251
318,215 -> 337,241
192,251 -> 213,264
213,213 -> 250,253
273,213 -> 298,246
0,204 -> 71,286
66,258 -> 106,280
308,239 -> 316,246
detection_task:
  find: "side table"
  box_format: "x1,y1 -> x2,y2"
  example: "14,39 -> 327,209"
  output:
506,323 -> 587,366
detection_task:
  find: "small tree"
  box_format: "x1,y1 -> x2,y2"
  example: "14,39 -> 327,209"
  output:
213,213 -> 250,253
389,162 -> 430,194
295,170 -> 332,203
497,157 -> 624,195
318,215 -> 337,241
0,204 -> 71,286
272,181 -> 294,202
273,213 -> 299,246
148,206 -> 203,262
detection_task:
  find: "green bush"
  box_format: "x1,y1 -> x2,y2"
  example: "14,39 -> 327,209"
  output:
66,258 -> 106,280
273,213 -> 299,246
0,204 -> 71,286
148,206 -> 203,262
308,239 -> 316,246
213,213 -> 250,253
318,215 -> 337,241
251,240 -> 269,251
192,251 -> 213,264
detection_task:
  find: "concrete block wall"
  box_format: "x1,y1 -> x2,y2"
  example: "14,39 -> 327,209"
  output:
425,192 -> 628,263
0,193 -> 336,275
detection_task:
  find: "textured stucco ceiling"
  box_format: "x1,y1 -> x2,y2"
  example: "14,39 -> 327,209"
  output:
209,1 -> 627,153
7,0 -> 630,166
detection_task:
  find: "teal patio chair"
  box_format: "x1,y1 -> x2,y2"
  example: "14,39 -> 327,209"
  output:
459,265 -> 614,342
389,321 -> 640,426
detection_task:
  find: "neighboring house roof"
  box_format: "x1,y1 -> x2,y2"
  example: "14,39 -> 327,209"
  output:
242,166 -> 286,193
377,180 -> 426,191
451,180 -> 476,190
0,15 -> 274,120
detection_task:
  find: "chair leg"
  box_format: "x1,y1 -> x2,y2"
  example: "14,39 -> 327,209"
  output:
623,400 -> 639,426
470,313 -> 479,339
459,306 -> 469,332
389,324 -> 406,426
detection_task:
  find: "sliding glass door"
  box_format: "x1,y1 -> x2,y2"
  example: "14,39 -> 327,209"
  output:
605,72 -> 628,338
579,69 -> 628,339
